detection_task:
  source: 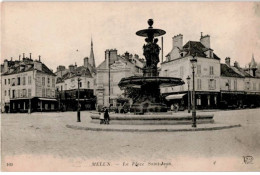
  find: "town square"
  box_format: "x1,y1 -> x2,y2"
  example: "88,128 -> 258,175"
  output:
1,1 -> 260,172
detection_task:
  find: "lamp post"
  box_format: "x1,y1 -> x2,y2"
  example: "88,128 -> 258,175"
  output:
108,50 -> 111,110
77,73 -> 81,122
190,55 -> 197,127
186,76 -> 191,113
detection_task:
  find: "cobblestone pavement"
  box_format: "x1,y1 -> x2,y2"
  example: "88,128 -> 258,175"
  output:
1,108 -> 260,171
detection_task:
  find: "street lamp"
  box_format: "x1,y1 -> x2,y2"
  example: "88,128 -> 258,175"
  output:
77,72 -> 81,122
190,54 -> 197,127
186,76 -> 191,113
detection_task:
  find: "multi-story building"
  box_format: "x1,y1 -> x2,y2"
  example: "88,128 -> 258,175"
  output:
1,54 -> 57,113
161,33 -> 260,109
55,40 -> 96,111
96,49 -> 144,109
161,33 -> 221,109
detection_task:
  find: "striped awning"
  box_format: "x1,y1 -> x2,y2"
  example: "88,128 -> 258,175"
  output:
165,93 -> 186,100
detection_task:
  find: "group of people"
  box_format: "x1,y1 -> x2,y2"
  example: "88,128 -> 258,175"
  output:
99,107 -> 110,124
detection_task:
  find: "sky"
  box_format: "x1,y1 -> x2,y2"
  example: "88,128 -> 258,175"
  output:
1,2 -> 260,71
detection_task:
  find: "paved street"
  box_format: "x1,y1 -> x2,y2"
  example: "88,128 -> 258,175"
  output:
1,108 -> 260,171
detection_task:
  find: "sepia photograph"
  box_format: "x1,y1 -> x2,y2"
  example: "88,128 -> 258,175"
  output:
1,1 -> 260,172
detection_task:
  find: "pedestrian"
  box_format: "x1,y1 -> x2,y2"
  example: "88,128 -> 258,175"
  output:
174,103 -> 179,113
99,108 -> 105,124
104,107 -> 110,124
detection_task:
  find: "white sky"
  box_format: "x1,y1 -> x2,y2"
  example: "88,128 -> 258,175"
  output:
1,2 -> 260,71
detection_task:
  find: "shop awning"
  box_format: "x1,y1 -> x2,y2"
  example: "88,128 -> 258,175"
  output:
38,98 -> 57,101
165,93 -> 186,100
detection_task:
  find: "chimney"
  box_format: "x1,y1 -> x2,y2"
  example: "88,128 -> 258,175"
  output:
125,52 -> 129,60
225,57 -> 231,67
105,49 -> 118,66
39,55 -> 41,62
23,53 -> 25,59
3,59 -> 8,73
69,65 -> 75,72
84,57 -> 89,67
30,53 -> 32,59
75,62 -> 77,68
19,55 -> 21,61
11,57 -> 13,61
234,61 -> 239,68
172,34 -> 183,50
200,34 -> 210,48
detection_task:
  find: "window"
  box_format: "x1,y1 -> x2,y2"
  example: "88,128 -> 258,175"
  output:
18,90 -> 20,97
23,77 -> 26,85
28,76 -> 32,85
197,79 -> 202,90
5,90 -> 6,96
12,78 -> 16,86
46,89 -> 50,97
12,90 -> 16,98
48,77 -> 50,84
253,83 -> 256,91
234,79 -> 237,90
208,79 -> 216,90
8,79 -> 10,84
227,79 -> 231,90
87,81 -> 90,88
28,89 -> 32,97
52,78 -> 55,87
42,77 -> 45,86
23,89 -> 27,97
42,88 -> 46,97
197,65 -> 201,75
61,85 -> 63,91
8,90 -> 10,96
245,81 -> 250,90
209,66 -> 214,75
17,77 -> 21,85
79,82 -> 82,88
5,79 -> 6,85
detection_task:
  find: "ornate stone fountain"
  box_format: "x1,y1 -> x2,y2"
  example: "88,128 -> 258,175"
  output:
118,19 -> 184,114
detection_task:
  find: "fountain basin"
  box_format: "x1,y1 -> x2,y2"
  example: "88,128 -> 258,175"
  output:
90,113 -> 214,125
118,76 -> 184,88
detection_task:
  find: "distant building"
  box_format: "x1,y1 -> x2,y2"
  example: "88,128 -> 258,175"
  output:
96,49 -> 144,109
161,33 -> 260,109
1,53 -> 57,113
55,40 -> 96,111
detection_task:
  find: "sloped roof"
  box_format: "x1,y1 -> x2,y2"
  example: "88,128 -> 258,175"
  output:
2,62 -> 55,76
180,41 -> 220,60
56,66 -> 93,84
231,66 -> 253,78
221,64 -> 244,78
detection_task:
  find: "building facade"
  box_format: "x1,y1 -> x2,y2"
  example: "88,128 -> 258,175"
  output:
161,33 -> 260,109
1,54 -> 57,113
55,40 -> 96,111
95,49 -> 144,110
161,33 -> 221,109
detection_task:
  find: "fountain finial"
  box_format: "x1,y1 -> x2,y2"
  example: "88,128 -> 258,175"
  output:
148,19 -> 153,28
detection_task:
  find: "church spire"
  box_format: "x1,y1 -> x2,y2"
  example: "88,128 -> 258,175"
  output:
89,37 -> 96,68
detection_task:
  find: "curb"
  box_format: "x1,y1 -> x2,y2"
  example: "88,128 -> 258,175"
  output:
66,124 -> 241,132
